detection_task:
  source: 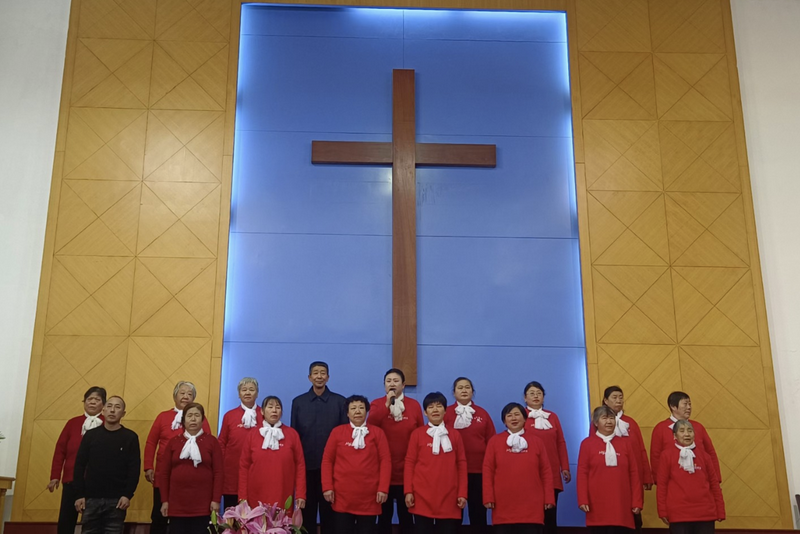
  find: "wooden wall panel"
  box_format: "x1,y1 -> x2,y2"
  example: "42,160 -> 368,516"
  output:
13,0 -> 791,529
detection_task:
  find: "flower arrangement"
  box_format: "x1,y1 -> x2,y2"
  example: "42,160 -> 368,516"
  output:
208,497 -> 304,534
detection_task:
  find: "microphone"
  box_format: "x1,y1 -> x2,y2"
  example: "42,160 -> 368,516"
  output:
389,388 -> 397,405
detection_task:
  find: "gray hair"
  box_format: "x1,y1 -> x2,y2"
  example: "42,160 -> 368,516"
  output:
173,381 -> 197,399
591,405 -> 616,427
238,377 -> 259,392
672,419 -> 694,434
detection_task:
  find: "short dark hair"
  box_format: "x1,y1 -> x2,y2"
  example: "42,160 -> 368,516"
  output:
592,405 -> 616,427
667,391 -> 690,409
452,377 -> 474,393
346,394 -> 370,412
262,395 -> 283,411
84,386 -> 107,404
106,395 -> 126,410
384,368 -> 406,383
501,402 -> 528,423
603,385 -> 623,400
309,361 -> 329,374
423,392 -> 447,411
524,381 -> 545,397
181,402 -> 205,424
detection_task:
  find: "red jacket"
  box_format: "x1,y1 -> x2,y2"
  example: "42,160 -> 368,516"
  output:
50,415 -> 103,484
367,396 -> 424,485
404,425 -> 468,520
219,405 -> 264,494
525,410 -> 569,491
144,409 -> 212,487
238,425 -> 306,508
650,419 -> 720,485
157,432 -> 224,517
594,414 -> 652,486
482,431 -> 554,525
577,434 -> 642,529
656,444 -> 725,523
321,424 -> 392,516
444,403 -> 496,474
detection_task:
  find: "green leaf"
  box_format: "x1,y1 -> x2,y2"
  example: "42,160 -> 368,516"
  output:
284,495 -> 293,510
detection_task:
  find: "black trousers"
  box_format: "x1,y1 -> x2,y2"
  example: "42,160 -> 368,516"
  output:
669,521 -> 715,534
306,469 -> 335,534
168,515 -> 210,534
150,486 -> 169,534
222,494 -> 238,511
414,515 -> 460,534
494,524 -> 543,534
543,488 -> 561,534
378,484 -> 414,534
634,512 -> 643,532
57,482 -> 80,534
81,497 -> 126,534
589,527 -> 634,534
464,473 -> 487,530
333,511 -> 377,534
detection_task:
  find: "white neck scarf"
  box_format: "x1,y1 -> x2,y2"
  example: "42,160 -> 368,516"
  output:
596,431 -> 618,467
350,422 -> 369,450
527,407 -> 553,430
454,402 -> 475,429
675,442 -> 696,473
260,420 -> 284,450
389,393 -> 405,422
506,429 -> 528,453
427,423 -> 452,455
171,407 -> 182,431
241,404 -> 257,429
180,430 -> 204,467
82,413 -> 102,436
614,411 -> 630,437
668,415 -> 679,430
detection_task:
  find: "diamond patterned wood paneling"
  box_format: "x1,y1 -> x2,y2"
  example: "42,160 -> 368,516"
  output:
14,0 -> 792,529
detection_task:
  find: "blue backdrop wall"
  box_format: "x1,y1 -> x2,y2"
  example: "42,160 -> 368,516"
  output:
223,5 -> 588,526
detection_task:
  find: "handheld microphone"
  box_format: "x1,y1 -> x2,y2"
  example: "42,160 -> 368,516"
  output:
389,388 -> 397,405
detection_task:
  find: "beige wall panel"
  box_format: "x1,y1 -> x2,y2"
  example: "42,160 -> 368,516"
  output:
14,0 -> 791,528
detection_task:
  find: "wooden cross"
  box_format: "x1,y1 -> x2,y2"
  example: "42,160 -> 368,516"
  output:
311,69 -> 496,385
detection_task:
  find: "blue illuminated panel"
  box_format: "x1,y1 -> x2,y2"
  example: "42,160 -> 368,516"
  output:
225,5 -> 587,526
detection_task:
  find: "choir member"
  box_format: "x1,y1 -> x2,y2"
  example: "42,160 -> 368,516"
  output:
158,403 -> 224,534
322,395 -> 392,534
603,386 -> 653,532
368,368 -> 424,534
239,395 -> 307,509
48,386 -> 106,534
483,402 -> 554,534
144,381 -> 212,534
219,377 -> 263,508
404,392 -> 468,534
291,361 -> 348,534
656,420 -> 725,534
577,406 -> 642,534
523,381 -> 570,534
650,392 -> 720,486
443,377 -> 495,532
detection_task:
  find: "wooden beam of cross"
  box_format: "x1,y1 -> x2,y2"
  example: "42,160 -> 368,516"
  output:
311,69 -> 496,385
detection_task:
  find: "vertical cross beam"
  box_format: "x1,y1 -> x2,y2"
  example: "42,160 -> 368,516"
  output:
392,69 -> 417,383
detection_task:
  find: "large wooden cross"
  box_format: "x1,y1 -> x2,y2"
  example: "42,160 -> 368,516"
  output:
311,69 -> 496,385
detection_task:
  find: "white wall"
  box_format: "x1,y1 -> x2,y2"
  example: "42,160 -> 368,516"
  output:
0,0 -> 71,520
1,0 -> 800,526
731,0 -> 800,525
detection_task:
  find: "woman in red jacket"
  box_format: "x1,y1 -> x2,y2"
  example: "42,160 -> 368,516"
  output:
657,420 -> 725,534
577,405 -> 642,534
144,380 -> 212,534
218,377 -> 263,508
603,385 -> 653,532
443,377 -> 495,532
483,402 -> 554,534
523,381 -> 570,534
322,394 -> 392,534
239,395 -> 306,509
158,402 -> 223,534
404,392 -> 467,534
47,386 -> 106,534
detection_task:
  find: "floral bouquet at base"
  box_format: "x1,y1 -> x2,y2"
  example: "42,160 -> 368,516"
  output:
208,496 -> 304,534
